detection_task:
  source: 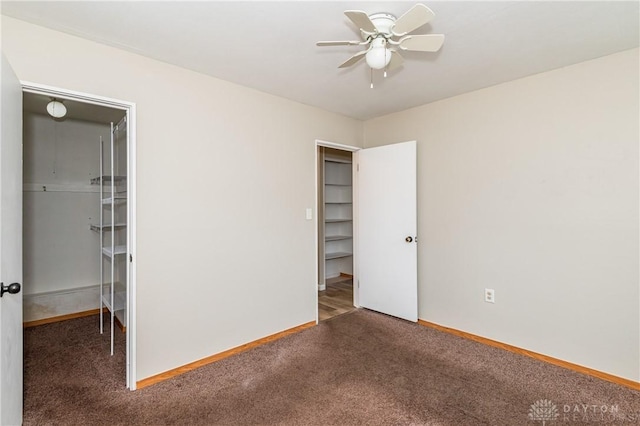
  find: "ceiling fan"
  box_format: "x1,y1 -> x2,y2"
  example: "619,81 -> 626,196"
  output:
317,4 -> 444,86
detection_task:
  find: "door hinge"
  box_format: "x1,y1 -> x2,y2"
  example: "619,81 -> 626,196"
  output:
129,254 -> 133,263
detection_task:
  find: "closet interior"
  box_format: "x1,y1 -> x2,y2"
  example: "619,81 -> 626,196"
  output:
317,147 -> 355,320
22,92 -> 128,359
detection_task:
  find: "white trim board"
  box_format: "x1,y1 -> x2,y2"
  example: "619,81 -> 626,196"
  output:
316,139 -> 361,152
23,183 -> 100,193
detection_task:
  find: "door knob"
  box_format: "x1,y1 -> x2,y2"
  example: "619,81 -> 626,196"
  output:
0,282 -> 21,298
405,236 -> 413,243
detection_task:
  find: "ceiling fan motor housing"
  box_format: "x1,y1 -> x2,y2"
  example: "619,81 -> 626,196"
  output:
364,13 -> 396,38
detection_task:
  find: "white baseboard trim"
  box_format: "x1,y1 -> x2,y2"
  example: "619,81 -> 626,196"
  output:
23,284 -> 100,323
318,284 -> 326,291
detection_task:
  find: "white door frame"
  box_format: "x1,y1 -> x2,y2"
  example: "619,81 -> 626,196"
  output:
21,82 -> 137,390
315,139 -> 360,323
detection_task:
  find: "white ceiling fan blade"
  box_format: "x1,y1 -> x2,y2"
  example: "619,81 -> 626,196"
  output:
344,10 -> 377,33
317,41 -> 364,46
391,4 -> 435,36
399,34 -> 444,52
338,50 -> 368,68
387,50 -> 404,71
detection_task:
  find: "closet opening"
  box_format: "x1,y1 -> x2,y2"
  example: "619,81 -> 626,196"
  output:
21,86 -> 136,389
317,145 -> 357,321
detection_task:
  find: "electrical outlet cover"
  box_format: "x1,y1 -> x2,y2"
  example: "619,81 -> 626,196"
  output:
485,288 -> 495,303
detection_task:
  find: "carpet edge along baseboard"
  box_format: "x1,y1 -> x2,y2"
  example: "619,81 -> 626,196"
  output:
417,319 -> 640,391
24,308 -> 126,332
23,308 -> 105,328
136,321 -> 316,390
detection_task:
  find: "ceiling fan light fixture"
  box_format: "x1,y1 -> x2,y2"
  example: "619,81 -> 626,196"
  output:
46,99 -> 67,119
365,39 -> 392,70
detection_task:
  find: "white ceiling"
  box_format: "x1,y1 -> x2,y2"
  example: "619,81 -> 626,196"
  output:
3,1 -> 639,120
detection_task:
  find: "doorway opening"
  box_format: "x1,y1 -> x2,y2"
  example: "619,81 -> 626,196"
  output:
21,84 -> 136,389
317,142 -> 359,321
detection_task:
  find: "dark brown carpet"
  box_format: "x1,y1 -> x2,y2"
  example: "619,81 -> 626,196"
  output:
24,309 -> 640,425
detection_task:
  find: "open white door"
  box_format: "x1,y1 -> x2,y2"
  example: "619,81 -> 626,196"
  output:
358,141 -> 417,322
0,54 -> 24,425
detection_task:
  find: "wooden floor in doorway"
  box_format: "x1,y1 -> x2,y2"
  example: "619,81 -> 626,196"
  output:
318,277 -> 355,321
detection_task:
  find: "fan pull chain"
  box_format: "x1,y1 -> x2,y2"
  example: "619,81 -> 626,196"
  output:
384,46 -> 388,78
370,67 -> 374,89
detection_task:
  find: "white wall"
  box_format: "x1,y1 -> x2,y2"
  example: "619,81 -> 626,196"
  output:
22,113 -> 112,321
364,48 -> 640,381
2,16 -> 363,380
23,113 -> 107,296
